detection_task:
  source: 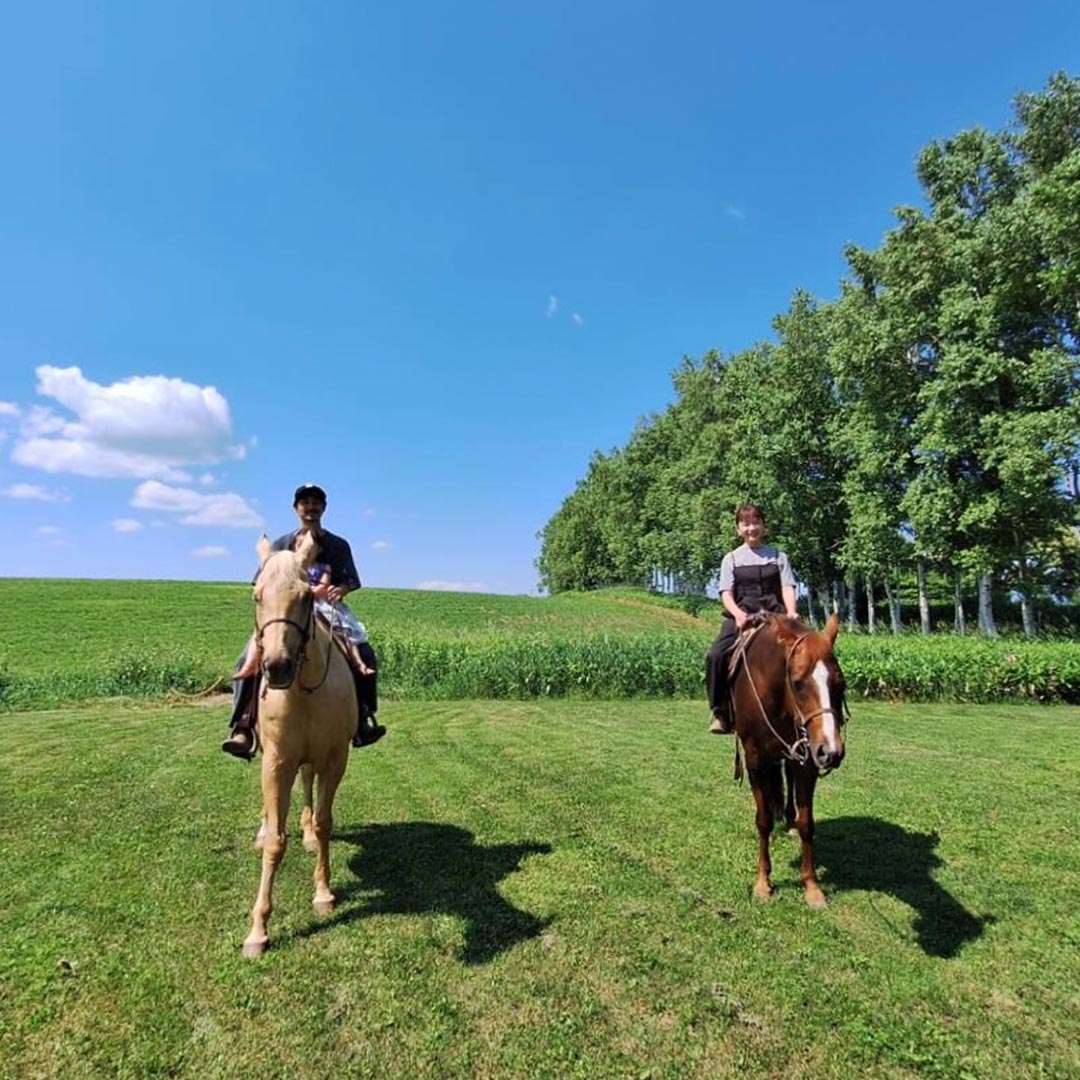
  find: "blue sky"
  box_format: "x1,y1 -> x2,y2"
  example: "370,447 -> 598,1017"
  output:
1,2 -> 1076,593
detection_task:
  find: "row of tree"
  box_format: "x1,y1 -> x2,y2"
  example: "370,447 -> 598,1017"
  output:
537,74 -> 1080,636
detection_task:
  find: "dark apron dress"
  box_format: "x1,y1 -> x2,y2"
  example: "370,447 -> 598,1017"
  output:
705,560 -> 786,711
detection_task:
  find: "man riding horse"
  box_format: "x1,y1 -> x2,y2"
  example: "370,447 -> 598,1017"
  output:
222,483 -> 386,759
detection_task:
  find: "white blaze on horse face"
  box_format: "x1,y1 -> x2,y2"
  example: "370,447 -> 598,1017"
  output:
811,661 -> 842,754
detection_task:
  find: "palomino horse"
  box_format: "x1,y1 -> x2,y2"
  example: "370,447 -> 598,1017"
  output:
242,533 -> 358,958
729,612 -> 846,909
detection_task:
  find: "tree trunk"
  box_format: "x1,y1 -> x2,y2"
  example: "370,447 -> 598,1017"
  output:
805,586 -> 816,626
954,572 -> 966,634
1019,593 -> 1038,638
865,580 -> 877,634
884,580 -> 902,634
846,577 -> 859,632
916,559 -> 931,635
977,572 -> 998,637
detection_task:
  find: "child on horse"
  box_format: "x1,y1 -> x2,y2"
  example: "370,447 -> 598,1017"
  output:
706,504 -> 799,734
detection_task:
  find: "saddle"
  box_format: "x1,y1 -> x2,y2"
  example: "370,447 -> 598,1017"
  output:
726,612 -> 772,678
726,613 -> 773,783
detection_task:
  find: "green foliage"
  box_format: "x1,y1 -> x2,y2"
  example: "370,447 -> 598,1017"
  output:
536,72 -> 1080,640
4,580 -> 1080,709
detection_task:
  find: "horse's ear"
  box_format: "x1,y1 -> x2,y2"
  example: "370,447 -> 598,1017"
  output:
256,535 -> 273,567
295,529 -> 318,570
824,611 -> 840,644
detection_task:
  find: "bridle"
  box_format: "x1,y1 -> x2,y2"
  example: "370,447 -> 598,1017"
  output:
253,586 -> 333,694
735,621 -> 847,768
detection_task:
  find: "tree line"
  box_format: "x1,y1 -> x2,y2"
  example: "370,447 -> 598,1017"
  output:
537,74 -> 1080,637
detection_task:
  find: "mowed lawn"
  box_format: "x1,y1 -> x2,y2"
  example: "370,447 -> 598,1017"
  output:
1,700 -> 1078,1080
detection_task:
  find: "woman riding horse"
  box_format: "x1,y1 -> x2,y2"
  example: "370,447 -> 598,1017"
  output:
706,504 -> 799,733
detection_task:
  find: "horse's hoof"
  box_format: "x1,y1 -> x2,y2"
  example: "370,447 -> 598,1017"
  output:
302,834 -> 318,853
752,883 -> 773,903
805,889 -> 828,910
313,897 -> 335,916
242,937 -> 268,958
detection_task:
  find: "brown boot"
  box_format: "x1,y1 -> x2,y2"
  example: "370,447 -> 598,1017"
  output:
709,706 -> 733,735
222,675 -> 258,760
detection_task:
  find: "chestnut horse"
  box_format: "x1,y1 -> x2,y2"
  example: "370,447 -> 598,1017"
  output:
729,612 -> 847,908
242,533 -> 359,957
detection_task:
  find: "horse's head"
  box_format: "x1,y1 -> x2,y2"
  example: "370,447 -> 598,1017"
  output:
252,533 -> 318,689
781,612 -> 847,773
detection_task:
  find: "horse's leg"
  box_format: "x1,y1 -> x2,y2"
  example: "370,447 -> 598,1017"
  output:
243,753 -> 296,958
747,762 -> 775,901
300,764 -> 317,852
791,766 -> 827,909
311,751 -> 348,915
783,760 -> 797,835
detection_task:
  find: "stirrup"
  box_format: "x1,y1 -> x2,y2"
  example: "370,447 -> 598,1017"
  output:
352,718 -> 386,748
709,708 -> 733,735
222,724 -> 259,761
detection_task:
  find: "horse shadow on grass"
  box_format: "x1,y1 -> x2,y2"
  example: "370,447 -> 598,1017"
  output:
802,816 -> 994,958
286,822 -> 553,965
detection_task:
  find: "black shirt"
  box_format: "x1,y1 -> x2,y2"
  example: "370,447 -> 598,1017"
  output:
271,529 -> 361,591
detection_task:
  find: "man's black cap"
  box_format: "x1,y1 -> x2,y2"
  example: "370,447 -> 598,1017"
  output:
293,483 -> 327,505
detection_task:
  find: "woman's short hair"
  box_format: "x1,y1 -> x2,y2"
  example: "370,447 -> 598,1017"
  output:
734,504 -> 766,525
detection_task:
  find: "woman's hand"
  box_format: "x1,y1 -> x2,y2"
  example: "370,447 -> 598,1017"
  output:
733,608 -> 749,629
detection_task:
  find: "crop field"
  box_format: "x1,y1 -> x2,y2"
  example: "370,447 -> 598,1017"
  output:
2,698 -> 1078,1079
2,579 -> 1080,709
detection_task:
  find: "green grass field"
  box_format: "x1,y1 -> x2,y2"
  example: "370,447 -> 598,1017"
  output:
2,698 -> 1078,1079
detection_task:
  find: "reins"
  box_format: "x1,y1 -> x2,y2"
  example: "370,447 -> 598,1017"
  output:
731,617 -> 844,766
254,593 -> 335,695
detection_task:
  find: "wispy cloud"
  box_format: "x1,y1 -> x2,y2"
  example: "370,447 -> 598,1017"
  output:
571,312 -> 584,326
724,204 -> 746,220
11,365 -> 247,482
132,480 -> 264,528
417,580 -> 489,593
191,545 -> 229,558
362,507 -> 377,517
0,401 -> 19,417
371,540 -> 393,551
2,482 -> 69,502
36,525 -> 62,535
545,295 -> 558,319
113,518 -> 143,533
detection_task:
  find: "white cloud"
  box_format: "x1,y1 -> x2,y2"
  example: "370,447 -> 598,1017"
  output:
37,525 -> 62,535
362,507 -> 377,517
198,472 -> 216,485
191,545 -> 229,558
724,204 -> 746,220
113,518 -> 143,533
417,580 -> 489,593
571,312 -> 584,326
132,480 -> 264,528
545,295 -> 558,319
0,401 -> 19,417
2,482 -> 69,502
11,365 -> 247,481
371,540 -> 393,551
